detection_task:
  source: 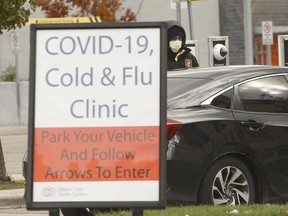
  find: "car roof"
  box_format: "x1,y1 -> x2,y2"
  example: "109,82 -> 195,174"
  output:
167,65 -> 288,109
168,65 -> 288,81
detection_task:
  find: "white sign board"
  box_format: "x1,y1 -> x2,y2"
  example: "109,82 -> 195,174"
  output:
27,22 -> 167,209
10,31 -> 19,50
262,21 -> 273,45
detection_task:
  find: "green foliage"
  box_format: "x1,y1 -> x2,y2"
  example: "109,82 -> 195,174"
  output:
0,0 -> 37,34
0,179 -> 25,190
1,65 -> 16,81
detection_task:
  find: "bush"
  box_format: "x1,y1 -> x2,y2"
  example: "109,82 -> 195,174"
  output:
1,65 -> 16,81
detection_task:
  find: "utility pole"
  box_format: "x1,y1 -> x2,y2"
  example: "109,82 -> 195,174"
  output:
243,0 -> 254,65
175,0 -> 181,24
10,31 -> 21,124
0,37 -> 2,79
187,0 -> 194,39
174,0 -> 197,40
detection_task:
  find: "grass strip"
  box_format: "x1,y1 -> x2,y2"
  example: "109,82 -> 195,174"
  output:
0,179 -> 25,190
92,204 -> 288,216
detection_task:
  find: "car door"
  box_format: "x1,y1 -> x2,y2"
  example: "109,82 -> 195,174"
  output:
232,74 -> 288,196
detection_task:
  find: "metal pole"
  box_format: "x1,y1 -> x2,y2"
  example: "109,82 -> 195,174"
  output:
0,37 -> 2,79
132,208 -> 143,216
187,1 -> 193,39
243,0 -> 254,65
49,209 -> 60,216
15,50 -> 20,125
266,45 -> 272,65
176,1 -> 181,24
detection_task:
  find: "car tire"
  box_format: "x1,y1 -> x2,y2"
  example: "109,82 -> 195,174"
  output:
198,156 -> 255,205
60,208 -> 93,216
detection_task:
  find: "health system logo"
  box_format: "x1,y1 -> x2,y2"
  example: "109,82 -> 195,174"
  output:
42,186 -> 56,197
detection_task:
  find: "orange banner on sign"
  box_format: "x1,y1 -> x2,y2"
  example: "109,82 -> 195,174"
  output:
33,126 -> 160,182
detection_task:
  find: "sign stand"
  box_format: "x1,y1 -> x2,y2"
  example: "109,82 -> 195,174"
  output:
10,31 -> 21,124
49,209 -> 59,216
47,208 -> 144,215
262,21 -> 273,65
132,208 -> 144,216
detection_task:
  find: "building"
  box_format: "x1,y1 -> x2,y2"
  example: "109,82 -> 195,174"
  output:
0,0 -> 220,81
219,0 -> 288,65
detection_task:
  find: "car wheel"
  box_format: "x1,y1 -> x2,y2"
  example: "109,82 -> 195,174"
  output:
60,208 -> 93,216
198,157 -> 255,206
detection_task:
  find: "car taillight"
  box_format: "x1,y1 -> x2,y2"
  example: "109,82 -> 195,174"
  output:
166,118 -> 182,140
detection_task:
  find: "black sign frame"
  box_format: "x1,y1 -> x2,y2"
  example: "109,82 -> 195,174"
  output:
26,22 -> 167,210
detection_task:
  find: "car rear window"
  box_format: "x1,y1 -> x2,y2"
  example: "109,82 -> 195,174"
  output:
167,78 -> 209,100
167,77 -> 218,109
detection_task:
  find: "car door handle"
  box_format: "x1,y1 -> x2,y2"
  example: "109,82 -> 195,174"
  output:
240,120 -> 265,131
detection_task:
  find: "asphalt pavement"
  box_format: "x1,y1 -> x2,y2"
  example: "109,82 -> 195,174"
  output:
0,126 -> 62,215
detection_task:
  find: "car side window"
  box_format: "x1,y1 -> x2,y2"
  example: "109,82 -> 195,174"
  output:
211,88 -> 233,109
235,75 -> 288,113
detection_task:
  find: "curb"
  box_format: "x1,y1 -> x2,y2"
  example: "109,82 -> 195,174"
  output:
0,189 -> 25,207
0,126 -> 28,136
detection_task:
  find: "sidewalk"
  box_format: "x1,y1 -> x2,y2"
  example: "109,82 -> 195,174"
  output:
0,205 -> 49,215
0,125 -> 28,136
0,126 -> 56,215
0,188 -> 25,207
0,126 -> 27,207
0,189 -> 62,215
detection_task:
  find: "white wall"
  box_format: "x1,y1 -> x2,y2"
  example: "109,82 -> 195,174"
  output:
0,82 -> 29,125
190,0 -> 220,65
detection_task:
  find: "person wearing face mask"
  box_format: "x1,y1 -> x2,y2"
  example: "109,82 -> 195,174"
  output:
167,20 -> 199,70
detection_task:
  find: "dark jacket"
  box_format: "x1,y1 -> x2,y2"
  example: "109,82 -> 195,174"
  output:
167,20 -> 199,70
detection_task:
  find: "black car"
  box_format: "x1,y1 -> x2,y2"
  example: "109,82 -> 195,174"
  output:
166,65 -> 288,206
23,65 -> 288,215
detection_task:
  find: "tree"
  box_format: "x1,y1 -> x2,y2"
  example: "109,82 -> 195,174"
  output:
0,139 -> 7,180
0,0 -> 36,34
37,0 -> 136,22
0,0 -> 36,179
